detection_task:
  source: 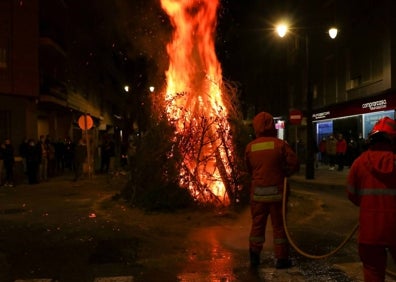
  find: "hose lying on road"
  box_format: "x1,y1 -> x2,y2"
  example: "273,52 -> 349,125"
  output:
282,178 -> 396,278
282,177 -> 359,260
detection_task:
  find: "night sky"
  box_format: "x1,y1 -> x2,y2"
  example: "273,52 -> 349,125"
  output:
61,0 -> 316,117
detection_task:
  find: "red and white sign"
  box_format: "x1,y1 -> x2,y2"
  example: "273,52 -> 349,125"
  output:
289,109 -> 303,125
78,114 -> 94,130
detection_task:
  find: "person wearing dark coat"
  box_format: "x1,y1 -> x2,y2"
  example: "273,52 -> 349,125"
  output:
100,138 -> 115,173
26,139 -> 40,184
73,139 -> 87,181
19,138 -> 29,174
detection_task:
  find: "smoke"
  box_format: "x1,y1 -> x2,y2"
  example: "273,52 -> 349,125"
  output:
112,0 -> 172,80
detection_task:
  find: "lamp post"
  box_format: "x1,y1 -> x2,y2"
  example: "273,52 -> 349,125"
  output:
305,34 -> 314,179
276,22 -> 337,179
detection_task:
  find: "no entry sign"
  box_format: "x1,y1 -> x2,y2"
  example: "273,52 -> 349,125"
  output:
78,114 -> 94,130
289,109 -> 302,125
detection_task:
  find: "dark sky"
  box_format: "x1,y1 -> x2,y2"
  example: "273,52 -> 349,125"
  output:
63,1 -> 291,75
61,0 -> 321,116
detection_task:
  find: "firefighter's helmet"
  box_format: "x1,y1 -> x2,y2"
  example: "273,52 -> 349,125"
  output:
369,117 -> 396,139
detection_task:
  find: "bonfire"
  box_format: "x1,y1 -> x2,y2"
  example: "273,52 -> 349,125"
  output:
152,0 -> 243,206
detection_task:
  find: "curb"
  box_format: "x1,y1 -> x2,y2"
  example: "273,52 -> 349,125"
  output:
289,177 -> 346,191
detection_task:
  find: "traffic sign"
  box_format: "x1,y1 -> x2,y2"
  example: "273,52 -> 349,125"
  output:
78,114 -> 94,130
289,109 -> 303,125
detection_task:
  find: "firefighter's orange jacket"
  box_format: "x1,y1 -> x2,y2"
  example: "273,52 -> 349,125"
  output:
347,142 -> 396,245
245,112 -> 299,202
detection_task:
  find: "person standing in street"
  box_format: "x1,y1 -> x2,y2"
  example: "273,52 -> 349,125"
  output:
326,135 -> 337,170
347,116 -> 396,282
245,112 -> 299,269
357,132 -> 368,155
73,138 -> 87,181
3,138 -> 14,187
319,137 -> 327,166
38,135 -> 49,182
26,139 -> 40,184
336,133 -> 347,171
19,138 -> 29,175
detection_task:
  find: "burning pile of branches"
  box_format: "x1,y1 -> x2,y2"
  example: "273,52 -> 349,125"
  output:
120,0 -> 251,209
150,79 -> 247,206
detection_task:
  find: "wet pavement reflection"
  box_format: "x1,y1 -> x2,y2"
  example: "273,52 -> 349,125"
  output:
174,206 -> 395,282
1,173 -> 396,281
177,226 -> 239,281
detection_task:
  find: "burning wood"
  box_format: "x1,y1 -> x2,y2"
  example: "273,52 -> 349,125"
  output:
158,0 -> 242,205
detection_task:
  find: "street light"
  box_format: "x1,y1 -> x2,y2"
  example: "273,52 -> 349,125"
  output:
328,27 -> 338,39
276,23 -> 337,179
276,23 -> 288,38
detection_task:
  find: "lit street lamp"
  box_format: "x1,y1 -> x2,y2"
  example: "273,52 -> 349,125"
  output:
276,24 -> 288,38
276,23 -> 338,179
328,27 -> 338,39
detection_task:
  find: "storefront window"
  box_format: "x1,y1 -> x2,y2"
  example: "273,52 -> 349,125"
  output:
316,121 -> 333,144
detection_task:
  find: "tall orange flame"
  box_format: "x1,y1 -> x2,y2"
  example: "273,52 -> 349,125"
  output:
160,0 -> 234,205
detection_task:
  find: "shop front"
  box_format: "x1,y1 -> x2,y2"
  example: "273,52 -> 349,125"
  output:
313,92 -> 396,150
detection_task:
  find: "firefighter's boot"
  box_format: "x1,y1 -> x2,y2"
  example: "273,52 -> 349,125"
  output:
249,249 -> 260,268
275,258 -> 292,269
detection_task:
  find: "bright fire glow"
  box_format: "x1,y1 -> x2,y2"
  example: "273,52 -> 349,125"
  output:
160,0 -> 234,205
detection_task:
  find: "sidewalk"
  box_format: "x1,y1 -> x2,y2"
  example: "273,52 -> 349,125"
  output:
289,164 -> 349,190
6,165 -> 348,191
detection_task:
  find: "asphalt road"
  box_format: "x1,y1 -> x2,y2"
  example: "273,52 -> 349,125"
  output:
0,172 -> 395,281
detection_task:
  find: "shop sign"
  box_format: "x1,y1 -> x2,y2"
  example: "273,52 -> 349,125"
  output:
313,92 -> 396,120
313,111 -> 331,120
361,99 -> 387,111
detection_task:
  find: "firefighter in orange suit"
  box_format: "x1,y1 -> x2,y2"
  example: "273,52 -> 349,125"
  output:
347,116 -> 396,282
245,112 -> 299,268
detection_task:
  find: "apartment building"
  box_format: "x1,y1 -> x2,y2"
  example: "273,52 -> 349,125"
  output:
0,0 -> 116,152
0,0 -> 39,145
283,0 -> 396,147
312,0 -> 396,142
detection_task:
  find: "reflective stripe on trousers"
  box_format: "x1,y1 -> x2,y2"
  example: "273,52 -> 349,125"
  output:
249,201 -> 289,259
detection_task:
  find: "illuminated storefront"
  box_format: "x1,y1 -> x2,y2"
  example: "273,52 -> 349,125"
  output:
313,92 -> 396,143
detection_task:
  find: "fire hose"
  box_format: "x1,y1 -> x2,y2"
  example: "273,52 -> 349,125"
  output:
282,178 -> 396,277
282,177 -> 358,259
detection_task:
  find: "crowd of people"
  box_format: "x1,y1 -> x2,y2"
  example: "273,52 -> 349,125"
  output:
0,134 -> 137,187
0,135 -> 80,186
317,133 -> 367,171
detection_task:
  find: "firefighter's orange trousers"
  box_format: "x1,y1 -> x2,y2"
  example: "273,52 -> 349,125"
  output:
249,201 -> 289,259
359,244 -> 396,282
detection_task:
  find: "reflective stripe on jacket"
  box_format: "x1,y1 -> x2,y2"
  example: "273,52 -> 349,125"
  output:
245,137 -> 299,202
347,146 -> 396,245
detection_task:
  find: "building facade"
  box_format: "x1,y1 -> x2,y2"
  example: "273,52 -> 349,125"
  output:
285,0 -> 396,157
0,0 -> 117,156
0,0 -> 39,145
